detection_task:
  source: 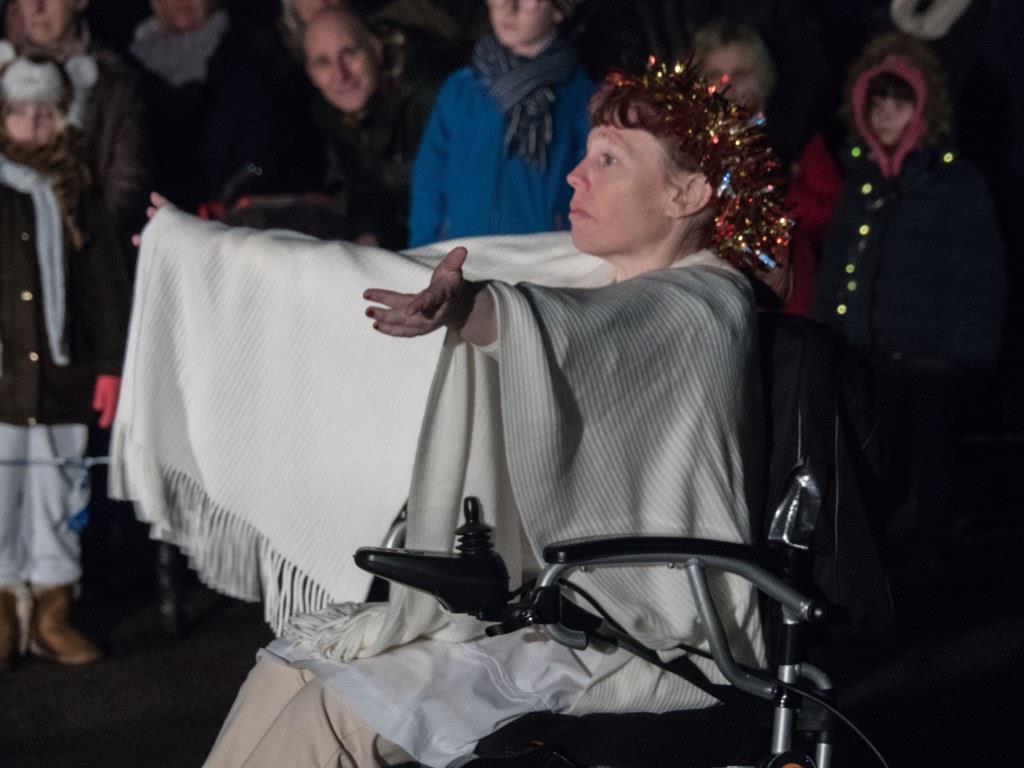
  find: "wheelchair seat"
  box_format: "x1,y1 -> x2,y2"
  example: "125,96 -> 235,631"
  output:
357,312 -> 892,768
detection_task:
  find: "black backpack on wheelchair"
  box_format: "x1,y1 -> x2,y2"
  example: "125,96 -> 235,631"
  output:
358,312 -> 894,768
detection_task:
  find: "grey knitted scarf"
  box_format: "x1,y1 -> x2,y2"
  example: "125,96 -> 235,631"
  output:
0,155 -> 70,374
472,34 -> 580,170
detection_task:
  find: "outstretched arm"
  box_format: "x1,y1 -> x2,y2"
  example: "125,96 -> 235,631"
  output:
364,246 -> 497,346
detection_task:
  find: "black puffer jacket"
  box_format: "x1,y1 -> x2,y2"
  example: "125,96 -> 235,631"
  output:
814,143 -> 1006,369
813,40 -> 1006,369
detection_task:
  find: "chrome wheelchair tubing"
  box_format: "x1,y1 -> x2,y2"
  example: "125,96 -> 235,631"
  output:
771,663 -> 799,753
796,662 -> 832,693
539,560 -> 775,699
536,552 -> 823,623
536,563 -> 589,649
797,663 -> 834,768
534,552 -> 824,701
816,740 -> 833,768
381,510 -> 408,549
685,561 -> 778,701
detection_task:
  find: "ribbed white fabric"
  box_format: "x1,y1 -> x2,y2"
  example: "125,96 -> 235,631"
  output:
284,251 -> 765,720
109,207 -> 611,632
497,258 -> 767,714
112,207 -> 765,727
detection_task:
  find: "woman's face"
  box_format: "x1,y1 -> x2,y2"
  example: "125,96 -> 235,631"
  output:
4,101 -> 62,147
566,125 -> 681,259
487,0 -> 563,58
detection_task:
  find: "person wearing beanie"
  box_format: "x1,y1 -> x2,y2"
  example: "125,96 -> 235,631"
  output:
407,0 -> 593,247
812,32 -> 1006,563
0,46 -> 130,670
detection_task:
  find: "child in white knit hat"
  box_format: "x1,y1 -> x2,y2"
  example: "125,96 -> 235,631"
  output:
0,44 -> 130,670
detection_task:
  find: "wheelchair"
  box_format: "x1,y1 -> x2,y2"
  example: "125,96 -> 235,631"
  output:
357,313 -> 893,768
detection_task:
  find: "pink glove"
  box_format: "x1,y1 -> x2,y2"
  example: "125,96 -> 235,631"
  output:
92,375 -> 121,430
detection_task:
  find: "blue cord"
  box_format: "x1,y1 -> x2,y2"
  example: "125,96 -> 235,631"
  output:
0,456 -> 110,531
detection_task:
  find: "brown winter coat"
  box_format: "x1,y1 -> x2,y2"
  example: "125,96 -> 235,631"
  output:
0,186 -> 129,425
83,46 -> 152,230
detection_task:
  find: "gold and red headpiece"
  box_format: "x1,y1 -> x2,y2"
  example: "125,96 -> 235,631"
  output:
602,59 -> 793,275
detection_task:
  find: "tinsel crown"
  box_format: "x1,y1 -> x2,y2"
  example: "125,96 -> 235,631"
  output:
603,59 -> 792,274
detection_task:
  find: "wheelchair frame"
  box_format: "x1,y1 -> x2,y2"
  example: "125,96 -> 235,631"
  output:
361,517 -> 837,768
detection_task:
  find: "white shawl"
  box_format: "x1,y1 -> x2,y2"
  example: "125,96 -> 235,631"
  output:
109,207 -> 610,631
113,207 -> 765,719
286,252 -> 765,683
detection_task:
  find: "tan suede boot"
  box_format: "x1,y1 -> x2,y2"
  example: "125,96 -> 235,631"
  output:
29,584 -> 102,665
0,587 -> 19,671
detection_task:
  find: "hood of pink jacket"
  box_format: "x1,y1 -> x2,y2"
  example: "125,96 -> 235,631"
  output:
851,54 -> 928,178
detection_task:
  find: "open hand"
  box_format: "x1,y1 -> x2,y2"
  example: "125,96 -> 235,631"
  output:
131,192 -> 171,247
363,246 -> 472,338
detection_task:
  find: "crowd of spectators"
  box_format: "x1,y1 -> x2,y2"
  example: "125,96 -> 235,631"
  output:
0,0 -> 1018,672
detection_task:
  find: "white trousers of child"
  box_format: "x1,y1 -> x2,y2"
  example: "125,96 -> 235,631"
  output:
0,423 -> 89,586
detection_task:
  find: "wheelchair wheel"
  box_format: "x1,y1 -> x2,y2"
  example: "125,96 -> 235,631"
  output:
758,751 -> 816,768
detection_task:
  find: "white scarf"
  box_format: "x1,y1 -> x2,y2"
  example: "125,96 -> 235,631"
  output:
110,208 -> 610,630
891,0 -> 973,40
130,10 -> 230,87
0,155 -> 70,373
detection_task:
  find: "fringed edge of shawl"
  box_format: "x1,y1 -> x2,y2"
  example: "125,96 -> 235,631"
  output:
160,469 -> 336,634
110,427 -> 334,635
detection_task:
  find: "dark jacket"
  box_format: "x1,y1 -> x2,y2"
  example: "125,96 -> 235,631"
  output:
813,50 -> 1006,369
312,53 -> 445,249
758,312 -> 893,641
84,46 -> 153,237
137,26 -> 276,211
0,187 -> 129,425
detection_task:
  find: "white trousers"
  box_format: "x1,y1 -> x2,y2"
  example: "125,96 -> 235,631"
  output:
0,423 -> 89,586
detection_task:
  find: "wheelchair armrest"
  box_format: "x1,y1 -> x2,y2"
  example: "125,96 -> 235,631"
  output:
543,536 -> 759,565
536,535 -> 826,702
355,546 -> 509,616
539,535 -> 826,626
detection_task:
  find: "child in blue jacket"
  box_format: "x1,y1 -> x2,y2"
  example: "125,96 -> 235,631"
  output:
408,0 -> 592,246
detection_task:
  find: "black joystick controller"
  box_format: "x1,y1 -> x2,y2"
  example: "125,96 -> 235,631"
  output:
354,497 -> 510,617
455,497 -> 493,556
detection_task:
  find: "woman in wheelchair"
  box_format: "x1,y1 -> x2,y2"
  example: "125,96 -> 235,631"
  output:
204,62 -> 793,768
